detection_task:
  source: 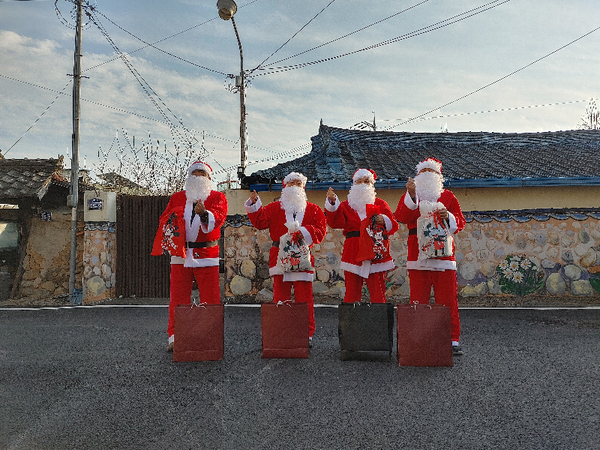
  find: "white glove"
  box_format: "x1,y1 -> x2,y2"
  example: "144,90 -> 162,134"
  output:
285,220 -> 301,233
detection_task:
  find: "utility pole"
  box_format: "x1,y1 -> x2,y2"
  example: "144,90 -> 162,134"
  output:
68,0 -> 83,298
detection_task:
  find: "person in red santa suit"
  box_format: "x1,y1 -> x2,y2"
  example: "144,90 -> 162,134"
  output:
325,169 -> 399,303
162,161 -> 228,352
394,157 -> 466,356
245,172 -> 327,345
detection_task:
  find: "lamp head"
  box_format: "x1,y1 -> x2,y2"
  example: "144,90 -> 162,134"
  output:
217,0 -> 237,20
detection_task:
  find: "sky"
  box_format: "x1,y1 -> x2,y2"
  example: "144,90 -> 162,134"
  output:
1,0 -> 599,186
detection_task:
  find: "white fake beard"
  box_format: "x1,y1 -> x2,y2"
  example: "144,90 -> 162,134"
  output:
184,175 -> 212,202
280,185 -> 307,215
347,183 -> 376,216
415,171 -> 443,203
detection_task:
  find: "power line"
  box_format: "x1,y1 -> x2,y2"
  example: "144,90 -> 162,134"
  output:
252,0 -> 338,72
382,25 -> 600,131
253,0 -> 511,77
3,81 -> 72,156
256,0 -> 429,70
380,100 -> 591,125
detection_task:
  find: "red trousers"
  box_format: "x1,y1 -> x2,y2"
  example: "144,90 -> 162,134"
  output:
343,271 -> 387,303
168,264 -> 220,339
272,275 -> 315,337
408,269 -> 461,342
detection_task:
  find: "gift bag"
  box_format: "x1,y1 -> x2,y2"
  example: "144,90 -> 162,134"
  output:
152,206 -> 186,258
276,231 -> 312,273
417,210 -> 453,260
261,301 -> 309,358
173,303 -> 224,362
355,204 -> 390,263
396,304 -> 452,367
338,302 -> 395,361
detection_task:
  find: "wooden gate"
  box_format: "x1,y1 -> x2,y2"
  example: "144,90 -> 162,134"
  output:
116,195 -> 171,298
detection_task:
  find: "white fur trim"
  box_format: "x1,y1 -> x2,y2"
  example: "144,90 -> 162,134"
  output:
416,159 -> 442,174
324,196 -> 340,212
244,196 -> 262,213
283,271 -> 314,282
353,169 -> 375,183
188,161 -> 213,178
283,172 -> 307,186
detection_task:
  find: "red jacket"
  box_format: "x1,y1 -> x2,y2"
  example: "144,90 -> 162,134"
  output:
160,190 -> 228,267
326,197 -> 399,277
246,199 -> 327,277
395,189 -> 465,270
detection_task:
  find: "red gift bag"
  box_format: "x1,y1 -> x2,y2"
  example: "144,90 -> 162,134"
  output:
261,301 -> 309,358
152,206 -> 186,258
397,304 -> 452,367
355,204 -> 390,263
173,304 -> 224,362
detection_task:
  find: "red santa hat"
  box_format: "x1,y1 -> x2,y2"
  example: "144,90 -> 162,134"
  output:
188,161 -> 213,179
352,168 -> 377,183
282,172 -> 307,187
416,157 -> 442,175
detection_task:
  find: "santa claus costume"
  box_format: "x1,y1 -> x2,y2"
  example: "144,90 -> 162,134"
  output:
325,169 -> 399,303
159,161 -> 228,349
245,172 -> 327,339
394,157 -> 466,354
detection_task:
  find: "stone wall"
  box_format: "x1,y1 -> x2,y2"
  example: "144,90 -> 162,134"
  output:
18,208 -> 83,300
82,222 -> 116,303
223,210 -> 600,303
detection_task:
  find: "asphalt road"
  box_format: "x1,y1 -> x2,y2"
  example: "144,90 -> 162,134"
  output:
1,305 -> 599,450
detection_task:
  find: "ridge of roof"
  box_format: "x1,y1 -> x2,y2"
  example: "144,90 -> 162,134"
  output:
250,124 -> 600,184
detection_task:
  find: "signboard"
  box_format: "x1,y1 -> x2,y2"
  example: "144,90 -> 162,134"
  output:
88,198 -> 103,210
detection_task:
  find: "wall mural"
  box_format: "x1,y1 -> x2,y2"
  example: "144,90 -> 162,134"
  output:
223,209 -> 600,302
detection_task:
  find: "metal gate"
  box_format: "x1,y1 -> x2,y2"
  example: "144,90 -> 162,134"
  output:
116,195 -> 171,298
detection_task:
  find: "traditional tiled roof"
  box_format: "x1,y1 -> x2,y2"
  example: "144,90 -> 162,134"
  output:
250,123 -> 600,186
0,157 -> 65,201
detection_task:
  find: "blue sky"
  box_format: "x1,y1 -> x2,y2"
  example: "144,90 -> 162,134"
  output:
1,0 -> 599,185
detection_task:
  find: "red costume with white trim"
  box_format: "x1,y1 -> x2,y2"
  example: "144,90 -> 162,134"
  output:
325,169 -> 399,303
158,161 -> 228,344
245,180 -> 327,337
394,158 -> 466,344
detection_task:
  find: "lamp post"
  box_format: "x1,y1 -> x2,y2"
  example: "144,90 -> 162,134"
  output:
217,0 -> 247,182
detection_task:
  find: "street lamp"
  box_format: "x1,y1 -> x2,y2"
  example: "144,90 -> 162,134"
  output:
217,0 -> 247,182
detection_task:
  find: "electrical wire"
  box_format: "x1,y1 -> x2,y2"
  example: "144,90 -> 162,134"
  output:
253,0 -> 511,77
83,0 -> 261,75
255,0 -> 429,70
382,25 -> 600,131
86,5 -> 199,156
379,100 -> 591,125
3,81 -> 72,156
252,0 -> 337,72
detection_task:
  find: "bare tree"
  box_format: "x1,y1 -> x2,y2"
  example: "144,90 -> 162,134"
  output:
94,129 -> 205,195
577,98 -> 600,130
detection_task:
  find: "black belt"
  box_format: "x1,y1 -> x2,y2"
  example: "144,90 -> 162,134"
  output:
272,241 -> 280,248
408,228 -> 417,236
345,231 -> 388,240
186,240 -> 218,248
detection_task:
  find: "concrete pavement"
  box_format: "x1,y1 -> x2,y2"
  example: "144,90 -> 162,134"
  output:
1,305 -> 599,449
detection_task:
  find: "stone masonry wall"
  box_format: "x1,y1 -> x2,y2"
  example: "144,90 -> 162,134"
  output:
82,222 -> 116,303
224,212 -> 600,303
18,209 -> 83,300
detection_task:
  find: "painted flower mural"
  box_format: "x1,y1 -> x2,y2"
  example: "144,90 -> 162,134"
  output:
496,254 -> 545,296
